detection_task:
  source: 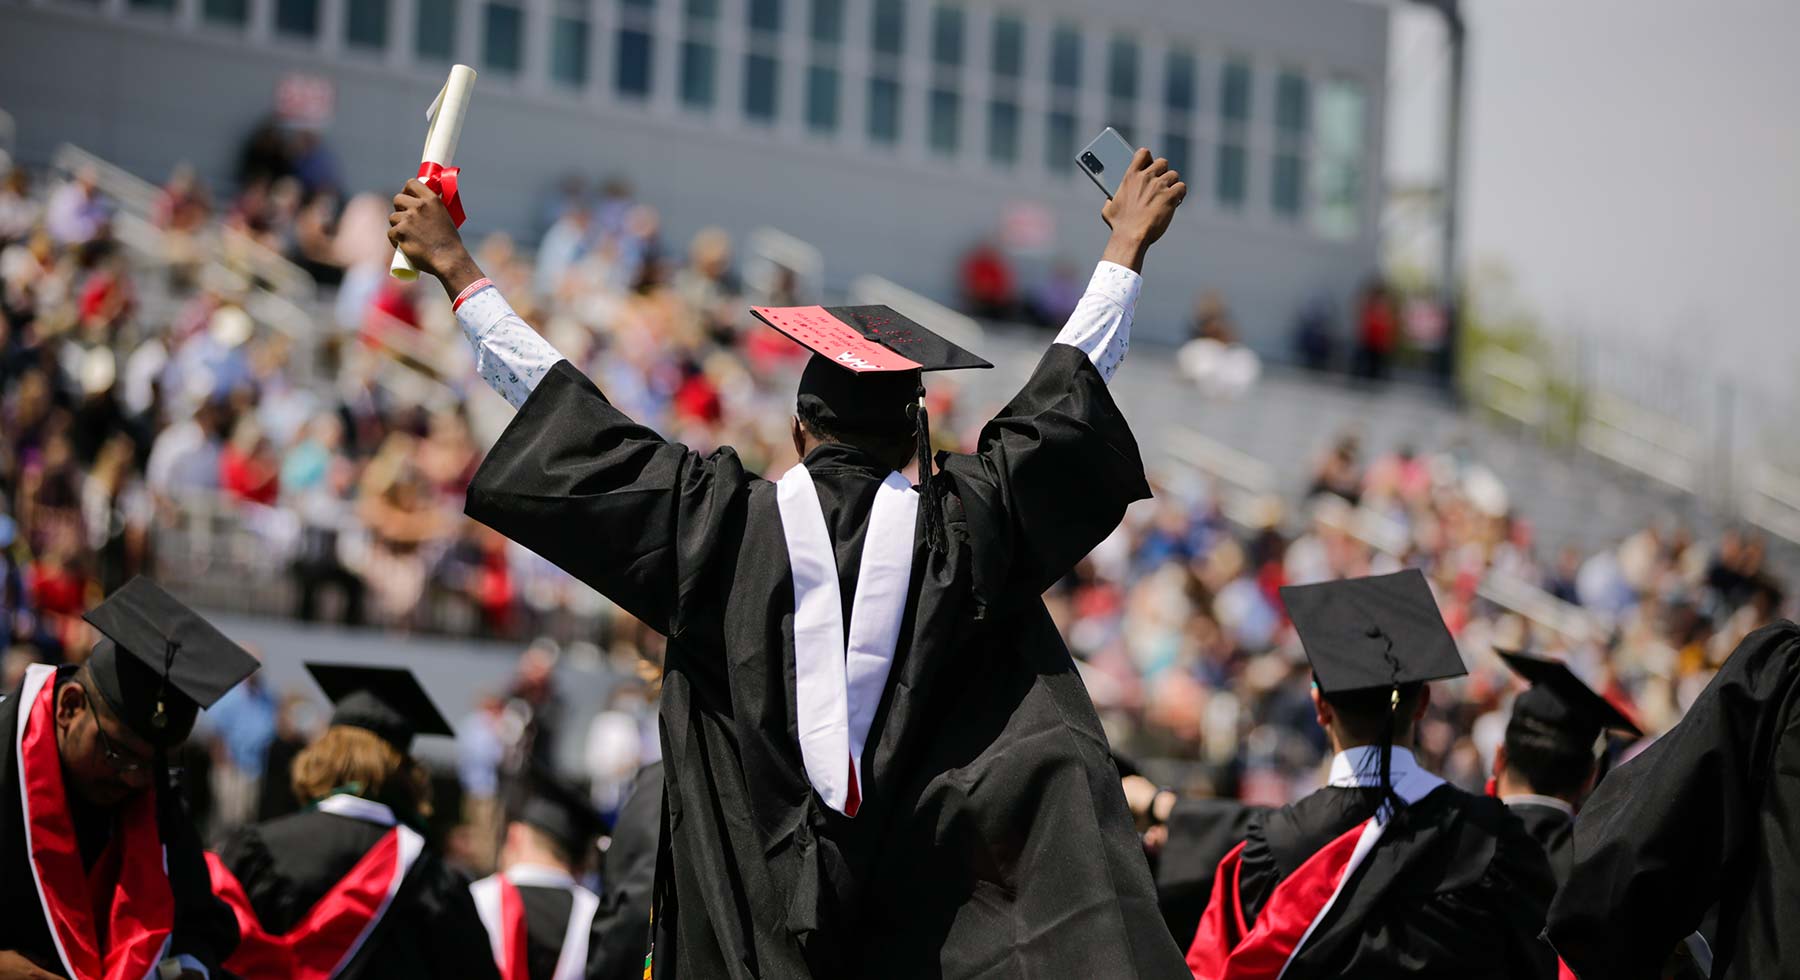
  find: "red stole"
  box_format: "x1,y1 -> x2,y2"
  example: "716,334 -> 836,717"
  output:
13,663 -> 175,980
206,809 -> 424,980
1186,820 -> 1369,979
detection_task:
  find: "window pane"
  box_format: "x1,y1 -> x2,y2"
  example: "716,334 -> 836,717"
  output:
871,0 -> 903,56
1220,60 -> 1251,124
810,0 -> 841,43
929,89 -> 960,154
988,100 -> 1019,164
275,0 -> 318,37
1046,110 -> 1076,171
483,3 -> 522,73
1164,50 -> 1194,112
203,0 -> 248,25
1272,151 -> 1303,217
415,0 -> 455,59
685,0 -> 716,18
931,4 -> 962,67
868,77 -> 901,142
1162,131 -> 1190,176
129,0 -> 175,14
1276,72 -> 1309,136
1050,25 -> 1080,89
806,64 -> 839,132
346,0 -> 387,49
745,53 -> 779,121
749,0 -> 780,32
622,0 -> 651,8
1107,36 -> 1137,103
616,28 -> 653,95
1312,79 -> 1366,239
1215,142 -> 1245,206
991,14 -> 1023,79
682,41 -> 716,107
552,16 -> 589,87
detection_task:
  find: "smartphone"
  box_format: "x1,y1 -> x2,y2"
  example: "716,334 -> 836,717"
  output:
1077,127 -> 1137,198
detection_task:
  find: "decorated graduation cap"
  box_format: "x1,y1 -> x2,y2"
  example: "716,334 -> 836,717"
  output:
516,766 -> 606,860
83,576 -> 260,749
1280,569 -> 1466,807
1498,650 -> 1641,745
305,663 -> 454,753
752,304 -> 993,549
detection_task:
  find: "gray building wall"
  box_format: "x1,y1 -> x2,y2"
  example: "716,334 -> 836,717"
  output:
0,0 -> 1387,349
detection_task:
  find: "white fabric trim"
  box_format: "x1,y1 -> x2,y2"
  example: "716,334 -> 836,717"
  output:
314,793 -> 400,827
506,863 -> 579,889
1277,747 -> 1446,980
470,874 -> 507,967
1052,261 -> 1142,383
553,885 -> 602,980
1501,794 -> 1575,818
16,663 -> 78,979
776,464 -> 918,815
332,824 -> 424,978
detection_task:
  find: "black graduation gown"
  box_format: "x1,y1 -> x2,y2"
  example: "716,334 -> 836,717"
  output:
1506,801 -> 1574,890
1548,621 -> 1800,980
0,668 -> 238,973
1152,797 -> 1263,947
589,761 -> 663,980
218,807 -> 502,980
463,345 -> 1188,979
1231,784 -> 1556,979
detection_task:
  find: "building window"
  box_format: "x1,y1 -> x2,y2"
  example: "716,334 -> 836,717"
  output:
484,2 -> 523,74
346,0 -> 388,50
1162,131 -> 1190,178
203,0 -> 247,24
275,0 -> 318,38
616,0 -> 655,97
1312,78 -> 1367,240
806,0 -> 842,133
1162,49 -> 1195,179
129,0 -> 174,15
1046,23 -> 1080,173
1270,71 -> 1309,219
928,4 -> 962,156
1165,49 -> 1194,113
415,0 -> 456,60
551,3 -> 590,89
1215,58 -> 1251,208
867,0 -> 904,143
681,0 -> 719,110
1106,36 -> 1137,140
987,12 -> 1024,166
743,0 -> 781,122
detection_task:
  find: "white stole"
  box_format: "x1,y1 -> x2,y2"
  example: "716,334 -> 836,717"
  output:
775,464 -> 919,816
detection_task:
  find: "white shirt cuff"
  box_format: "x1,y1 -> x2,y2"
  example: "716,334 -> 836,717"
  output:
1053,260 -> 1142,383
454,284 -> 567,409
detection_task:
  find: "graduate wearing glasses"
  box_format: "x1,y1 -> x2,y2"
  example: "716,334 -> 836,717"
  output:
0,577 -> 257,980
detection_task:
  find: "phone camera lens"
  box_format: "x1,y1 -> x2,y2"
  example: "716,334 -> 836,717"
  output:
1081,152 -> 1103,173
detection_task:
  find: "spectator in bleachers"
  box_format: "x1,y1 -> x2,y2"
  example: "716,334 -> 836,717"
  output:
0,168 -> 39,245
45,165 -> 110,246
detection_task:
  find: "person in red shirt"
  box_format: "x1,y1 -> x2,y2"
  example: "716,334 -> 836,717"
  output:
1352,278 -> 1398,382
219,417 -> 280,506
959,239 -> 1017,320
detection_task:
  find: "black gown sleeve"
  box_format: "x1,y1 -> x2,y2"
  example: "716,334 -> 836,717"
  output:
938,344 -> 1152,600
588,762 -> 662,980
1154,798 -> 1263,947
464,361 -> 750,636
1548,621 -> 1800,979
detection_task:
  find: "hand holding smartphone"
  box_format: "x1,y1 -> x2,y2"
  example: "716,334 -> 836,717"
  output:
1076,127 -> 1139,198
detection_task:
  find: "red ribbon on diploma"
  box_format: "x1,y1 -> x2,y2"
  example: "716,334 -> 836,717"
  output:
418,161 -> 465,226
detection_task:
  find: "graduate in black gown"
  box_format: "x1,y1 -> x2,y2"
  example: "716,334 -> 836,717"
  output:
1492,650 -> 1642,887
588,761 -> 662,980
388,150 -> 1192,978
470,768 -> 605,980
0,576 -> 253,980
1186,571 -> 1556,979
1548,621 -> 1800,980
211,664 -> 501,980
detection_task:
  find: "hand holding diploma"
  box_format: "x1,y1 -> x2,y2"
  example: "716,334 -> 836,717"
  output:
390,64 -> 477,280
389,178 -> 483,300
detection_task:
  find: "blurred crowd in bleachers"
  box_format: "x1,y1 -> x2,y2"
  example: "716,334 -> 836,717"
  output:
1,146 -> 1793,868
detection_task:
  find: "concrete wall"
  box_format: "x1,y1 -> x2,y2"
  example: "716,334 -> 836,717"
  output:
0,0 -> 1387,350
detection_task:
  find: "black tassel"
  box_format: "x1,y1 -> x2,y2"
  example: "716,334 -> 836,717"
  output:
908,387 -> 944,553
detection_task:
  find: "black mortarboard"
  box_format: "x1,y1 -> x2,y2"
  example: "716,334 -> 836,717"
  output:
1280,569 -> 1467,696
83,576 -> 260,748
305,663 -> 454,752
753,304 -> 993,550
517,766 -> 606,859
1498,650 -> 1642,743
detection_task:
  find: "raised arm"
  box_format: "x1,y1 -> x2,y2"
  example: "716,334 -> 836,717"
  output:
388,179 -> 562,408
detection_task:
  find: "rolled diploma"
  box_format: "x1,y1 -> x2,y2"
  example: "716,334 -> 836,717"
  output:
391,63 -> 478,280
